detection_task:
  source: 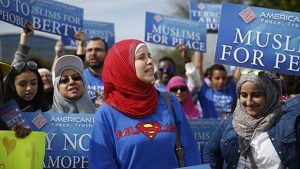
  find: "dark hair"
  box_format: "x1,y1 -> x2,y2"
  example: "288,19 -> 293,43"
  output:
209,64 -> 227,78
204,67 -> 211,78
88,37 -> 108,53
283,75 -> 300,96
3,61 -> 49,112
158,56 -> 176,67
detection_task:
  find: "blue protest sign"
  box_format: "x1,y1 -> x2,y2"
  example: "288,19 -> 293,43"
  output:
215,3 -> 300,76
0,0 -> 32,28
19,112 -> 220,169
21,112 -> 93,169
62,20 -> 115,49
0,100 -> 29,129
176,164 -> 211,169
189,2 -> 221,33
188,119 -> 220,158
145,11 -> 206,51
31,0 -> 83,37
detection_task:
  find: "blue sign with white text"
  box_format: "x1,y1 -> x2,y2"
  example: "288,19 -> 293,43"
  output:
21,112 -> 94,169
189,2 -> 221,32
0,100 -> 25,129
188,119 -> 220,158
145,11 -> 206,51
17,112 -> 232,169
62,20 -> 115,49
0,0 -> 32,28
215,3 -> 300,76
31,0 -> 83,37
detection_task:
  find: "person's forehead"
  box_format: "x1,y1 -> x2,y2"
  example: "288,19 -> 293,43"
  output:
240,81 -> 262,92
87,40 -> 105,48
61,69 -> 79,75
136,45 -> 149,53
15,71 -> 37,79
211,70 -> 226,77
40,72 -> 51,76
159,60 -> 174,66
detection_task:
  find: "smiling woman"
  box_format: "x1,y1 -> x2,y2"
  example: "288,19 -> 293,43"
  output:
203,70 -> 300,169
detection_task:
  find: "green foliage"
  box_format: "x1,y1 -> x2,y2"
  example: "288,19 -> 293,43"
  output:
154,48 -> 187,77
251,0 -> 300,12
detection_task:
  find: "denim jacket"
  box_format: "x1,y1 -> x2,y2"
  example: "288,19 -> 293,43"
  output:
203,109 -> 300,169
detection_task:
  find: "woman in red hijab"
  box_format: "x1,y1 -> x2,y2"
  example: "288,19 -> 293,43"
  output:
89,39 -> 202,169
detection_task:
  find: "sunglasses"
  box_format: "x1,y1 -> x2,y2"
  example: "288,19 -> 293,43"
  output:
241,68 -> 265,76
59,75 -> 83,84
12,61 -> 38,71
159,66 -> 175,72
170,86 -> 188,93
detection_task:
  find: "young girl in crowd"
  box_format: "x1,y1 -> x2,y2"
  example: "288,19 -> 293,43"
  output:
3,27 -> 49,112
167,76 -> 201,120
204,70 -> 300,169
89,39 -> 201,169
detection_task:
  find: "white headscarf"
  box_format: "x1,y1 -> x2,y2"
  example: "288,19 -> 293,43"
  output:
50,75 -> 95,114
50,55 -> 95,114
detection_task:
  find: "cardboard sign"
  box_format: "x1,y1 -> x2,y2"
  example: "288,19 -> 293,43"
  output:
62,20 -> 115,49
31,0 -> 83,37
0,0 -> 32,28
145,11 -> 206,51
189,2 -> 221,33
0,131 -> 45,169
215,3 -> 300,76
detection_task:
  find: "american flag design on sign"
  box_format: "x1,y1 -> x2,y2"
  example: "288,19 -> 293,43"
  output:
239,7 -> 256,24
154,14 -> 162,23
32,114 -> 48,129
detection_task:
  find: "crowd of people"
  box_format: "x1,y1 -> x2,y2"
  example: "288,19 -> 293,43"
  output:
0,24 -> 300,168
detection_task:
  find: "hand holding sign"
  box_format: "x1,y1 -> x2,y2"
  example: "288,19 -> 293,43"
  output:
12,122 -> 31,138
54,40 -> 64,57
20,21 -> 34,46
75,31 -> 86,42
176,44 -> 191,63
75,31 -> 86,49
23,21 -> 34,35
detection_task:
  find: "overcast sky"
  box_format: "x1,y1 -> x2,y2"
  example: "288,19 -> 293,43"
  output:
0,0 -> 177,41
0,0 -> 217,69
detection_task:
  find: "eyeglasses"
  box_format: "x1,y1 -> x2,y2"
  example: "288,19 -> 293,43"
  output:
59,75 -> 83,84
241,68 -> 265,76
170,86 -> 188,93
159,66 -> 175,72
12,61 -> 38,71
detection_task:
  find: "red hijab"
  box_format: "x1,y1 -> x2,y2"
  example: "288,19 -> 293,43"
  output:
102,39 -> 158,118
